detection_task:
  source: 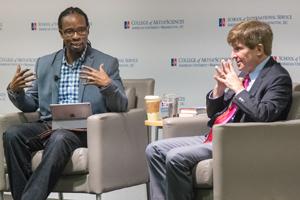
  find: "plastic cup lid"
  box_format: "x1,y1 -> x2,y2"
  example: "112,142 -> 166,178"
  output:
144,95 -> 160,100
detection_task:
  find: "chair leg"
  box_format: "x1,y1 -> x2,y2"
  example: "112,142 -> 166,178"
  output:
96,194 -> 101,200
146,182 -> 150,200
58,192 -> 64,200
0,191 -> 3,200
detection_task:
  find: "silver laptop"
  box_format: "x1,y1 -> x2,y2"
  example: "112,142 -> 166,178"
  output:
50,102 -> 92,129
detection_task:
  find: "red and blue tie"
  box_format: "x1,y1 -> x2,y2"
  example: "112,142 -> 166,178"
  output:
204,74 -> 250,143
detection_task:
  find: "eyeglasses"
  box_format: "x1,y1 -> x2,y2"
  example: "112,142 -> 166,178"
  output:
61,26 -> 88,37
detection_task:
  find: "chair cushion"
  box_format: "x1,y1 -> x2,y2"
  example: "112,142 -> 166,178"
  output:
125,87 -> 136,110
31,147 -> 88,175
193,159 -> 213,188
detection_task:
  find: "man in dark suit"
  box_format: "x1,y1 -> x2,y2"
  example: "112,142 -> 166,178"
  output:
146,20 -> 292,200
3,7 -> 127,200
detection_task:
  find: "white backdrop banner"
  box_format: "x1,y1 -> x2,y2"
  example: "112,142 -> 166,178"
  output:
0,0 -> 300,114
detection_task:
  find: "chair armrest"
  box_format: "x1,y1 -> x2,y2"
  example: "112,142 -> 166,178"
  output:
213,119 -> 300,200
0,112 -> 40,134
162,114 -> 210,138
86,108 -> 148,193
0,112 -> 39,190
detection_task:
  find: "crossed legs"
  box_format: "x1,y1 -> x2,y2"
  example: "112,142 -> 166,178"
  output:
3,122 -> 86,200
145,136 -> 212,200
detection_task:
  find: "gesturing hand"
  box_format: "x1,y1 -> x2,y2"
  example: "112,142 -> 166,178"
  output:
80,64 -> 112,87
213,62 -> 227,97
215,59 -> 244,93
9,65 -> 36,93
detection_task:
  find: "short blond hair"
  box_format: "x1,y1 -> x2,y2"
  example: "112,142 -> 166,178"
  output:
227,20 -> 273,55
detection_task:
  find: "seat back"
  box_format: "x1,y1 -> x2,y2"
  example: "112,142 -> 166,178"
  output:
293,82 -> 300,92
123,78 -> 155,109
287,91 -> 300,120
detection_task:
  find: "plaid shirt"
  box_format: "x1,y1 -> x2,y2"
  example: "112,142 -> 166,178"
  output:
58,47 -> 87,104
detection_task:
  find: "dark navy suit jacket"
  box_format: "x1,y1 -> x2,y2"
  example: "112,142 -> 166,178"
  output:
206,57 -> 292,127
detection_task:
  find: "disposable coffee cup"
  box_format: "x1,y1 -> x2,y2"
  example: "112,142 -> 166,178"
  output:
144,95 -> 161,121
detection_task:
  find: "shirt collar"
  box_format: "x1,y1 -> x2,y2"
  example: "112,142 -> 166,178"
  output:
62,46 -> 87,68
249,56 -> 270,81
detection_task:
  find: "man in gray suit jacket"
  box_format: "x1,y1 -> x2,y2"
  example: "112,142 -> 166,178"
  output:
4,7 -> 127,200
146,20 -> 292,200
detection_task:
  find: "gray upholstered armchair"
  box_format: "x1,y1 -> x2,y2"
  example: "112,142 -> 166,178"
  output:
162,90 -> 300,200
0,78 -> 155,200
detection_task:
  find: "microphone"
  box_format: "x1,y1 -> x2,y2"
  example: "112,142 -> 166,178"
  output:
54,75 -> 60,81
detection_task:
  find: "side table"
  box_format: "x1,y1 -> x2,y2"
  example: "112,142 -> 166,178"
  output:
144,120 -> 163,142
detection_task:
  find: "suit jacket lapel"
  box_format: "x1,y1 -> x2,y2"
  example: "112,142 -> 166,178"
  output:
248,57 -> 274,96
236,58 -> 275,122
51,50 -> 63,104
79,47 -> 95,102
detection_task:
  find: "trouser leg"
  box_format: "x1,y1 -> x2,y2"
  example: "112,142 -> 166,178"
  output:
166,141 -> 212,200
145,135 -> 210,200
21,129 -> 87,200
3,122 -> 49,200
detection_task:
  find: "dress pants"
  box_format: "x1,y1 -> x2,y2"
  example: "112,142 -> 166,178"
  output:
3,122 -> 87,200
145,136 -> 212,200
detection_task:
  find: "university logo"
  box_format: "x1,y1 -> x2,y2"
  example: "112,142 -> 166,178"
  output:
31,22 -> 37,31
124,21 -> 131,29
171,58 -> 177,66
218,18 -> 226,27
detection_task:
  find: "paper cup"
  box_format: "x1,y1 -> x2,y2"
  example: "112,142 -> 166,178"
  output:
144,95 -> 161,121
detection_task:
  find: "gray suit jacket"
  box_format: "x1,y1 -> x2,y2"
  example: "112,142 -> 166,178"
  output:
8,46 -> 128,120
206,57 -> 292,127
